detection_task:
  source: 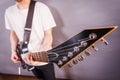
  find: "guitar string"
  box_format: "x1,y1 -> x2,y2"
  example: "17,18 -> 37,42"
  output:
47,38 -> 92,56
32,42 -> 81,62
47,45 -> 84,61
48,41 -> 89,62
33,37 -> 94,61
47,45 -> 87,61
47,44 -> 82,58
33,38 -> 93,61
47,38 -> 96,60
49,32 -> 98,53
49,37 -> 90,52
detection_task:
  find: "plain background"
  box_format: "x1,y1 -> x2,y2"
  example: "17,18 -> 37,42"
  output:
0,0 -> 120,80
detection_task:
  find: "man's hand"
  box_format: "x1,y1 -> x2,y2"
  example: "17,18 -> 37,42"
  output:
21,52 -> 48,66
11,51 -> 20,63
21,52 -> 33,65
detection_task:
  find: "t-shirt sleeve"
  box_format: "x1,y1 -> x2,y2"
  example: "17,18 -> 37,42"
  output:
40,4 -> 56,30
4,10 -> 13,30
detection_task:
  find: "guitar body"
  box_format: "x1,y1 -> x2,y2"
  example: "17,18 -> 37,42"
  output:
17,26 -> 117,70
16,43 -> 35,71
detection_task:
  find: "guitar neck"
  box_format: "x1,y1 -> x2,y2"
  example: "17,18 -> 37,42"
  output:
30,52 -> 49,62
29,26 -> 117,68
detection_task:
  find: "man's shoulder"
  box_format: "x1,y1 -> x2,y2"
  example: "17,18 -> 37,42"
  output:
35,1 -> 49,9
5,4 -> 16,14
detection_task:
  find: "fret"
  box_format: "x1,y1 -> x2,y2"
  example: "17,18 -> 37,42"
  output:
31,52 -> 48,62
35,52 -> 39,61
38,52 -> 42,61
36,52 -> 40,61
37,52 -> 41,61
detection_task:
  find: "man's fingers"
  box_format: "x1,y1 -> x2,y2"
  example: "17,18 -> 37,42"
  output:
21,53 -> 32,65
11,53 -> 20,63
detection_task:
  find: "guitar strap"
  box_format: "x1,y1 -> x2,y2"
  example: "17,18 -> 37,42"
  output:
19,0 -> 36,71
23,0 -> 36,43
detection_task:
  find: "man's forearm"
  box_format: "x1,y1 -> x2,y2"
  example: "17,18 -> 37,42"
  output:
10,30 -> 19,53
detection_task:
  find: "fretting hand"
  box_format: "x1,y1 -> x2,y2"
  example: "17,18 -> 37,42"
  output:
21,52 -> 48,66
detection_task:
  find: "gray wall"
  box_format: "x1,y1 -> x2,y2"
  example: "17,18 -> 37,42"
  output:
0,0 -> 120,80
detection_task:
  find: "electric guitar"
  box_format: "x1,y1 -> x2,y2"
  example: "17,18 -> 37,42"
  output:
16,26 -> 117,70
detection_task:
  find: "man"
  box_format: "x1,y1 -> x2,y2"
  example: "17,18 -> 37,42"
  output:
5,0 -> 56,80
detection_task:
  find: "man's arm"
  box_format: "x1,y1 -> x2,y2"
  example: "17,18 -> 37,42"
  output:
41,28 -> 53,51
21,28 -> 53,66
10,30 -> 20,63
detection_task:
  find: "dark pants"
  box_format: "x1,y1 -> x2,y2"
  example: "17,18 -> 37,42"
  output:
32,63 -> 55,80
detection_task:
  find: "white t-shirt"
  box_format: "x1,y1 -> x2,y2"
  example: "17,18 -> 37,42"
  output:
5,2 -> 56,52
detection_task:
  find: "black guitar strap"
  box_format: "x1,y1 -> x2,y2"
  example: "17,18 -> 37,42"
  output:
20,0 -> 36,71
23,0 -> 36,43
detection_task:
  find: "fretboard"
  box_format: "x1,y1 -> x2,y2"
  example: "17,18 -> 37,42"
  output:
30,52 -> 49,62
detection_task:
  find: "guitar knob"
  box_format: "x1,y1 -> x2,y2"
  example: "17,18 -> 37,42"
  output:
74,46 -> 79,52
68,52 -> 73,58
58,60 -> 63,66
84,51 -> 91,56
92,45 -> 98,51
67,62 -> 73,67
78,55 -> 84,61
72,59 -> 78,64
89,33 -> 97,40
101,38 -> 108,45
80,41 -> 88,47
62,56 -> 68,61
